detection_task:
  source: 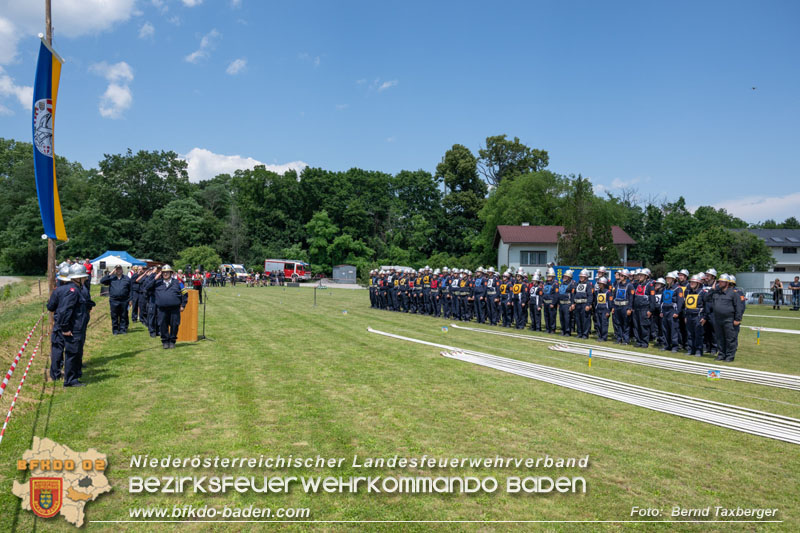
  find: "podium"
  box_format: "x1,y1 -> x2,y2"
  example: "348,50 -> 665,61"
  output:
177,289 -> 199,342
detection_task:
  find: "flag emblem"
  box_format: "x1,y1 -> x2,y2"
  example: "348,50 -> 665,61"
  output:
30,477 -> 62,518
33,99 -> 54,156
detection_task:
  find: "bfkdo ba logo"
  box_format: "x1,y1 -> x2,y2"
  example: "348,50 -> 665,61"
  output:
30,478 -> 63,518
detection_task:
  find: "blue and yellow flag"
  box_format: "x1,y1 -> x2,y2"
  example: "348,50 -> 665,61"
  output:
32,39 -> 67,241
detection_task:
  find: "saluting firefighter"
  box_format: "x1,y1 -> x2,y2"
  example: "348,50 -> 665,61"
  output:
593,276 -> 612,341
154,265 -> 188,349
683,274 -> 705,356
129,266 -> 141,322
557,269 -> 576,336
100,264 -> 132,335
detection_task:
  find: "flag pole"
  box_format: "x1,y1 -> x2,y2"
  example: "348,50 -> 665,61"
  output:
45,0 -> 56,322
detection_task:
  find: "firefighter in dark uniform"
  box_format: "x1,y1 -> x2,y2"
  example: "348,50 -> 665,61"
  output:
702,273 -> 745,362
441,268 -> 452,318
683,274 -> 705,356
469,267 -> 485,323
129,266 -> 140,322
457,271 -> 470,321
632,268 -> 654,348
422,267 -> 433,315
378,270 -> 388,309
498,272 -> 511,327
511,270 -> 528,329
46,264 -> 73,380
541,268 -> 558,333
368,269 -> 377,308
137,266 -> 161,337
528,271 -> 543,331
101,264 -> 132,334
730,275 -> 747,349
612,269 -> 634,344
660,271 -> 684,352
154,265 -> 188,349
593,276 -> 612,341
432,269 -> 443,317
701,268 -> 718,355
558,269 -> 576,336
593,266 -> 608,335
572,269 -> 595,339
59,264 -> 91,387
485,268 -> 498,326
677,269 -> 690,349
651,278 -> 665,346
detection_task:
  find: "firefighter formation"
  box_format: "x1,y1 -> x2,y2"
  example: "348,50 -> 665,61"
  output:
368,266 -> 746,362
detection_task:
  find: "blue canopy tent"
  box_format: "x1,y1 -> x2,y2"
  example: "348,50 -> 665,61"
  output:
90,250 -> 147,266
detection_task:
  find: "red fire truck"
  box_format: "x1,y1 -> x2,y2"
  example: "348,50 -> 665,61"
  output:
264,259 -> 311,281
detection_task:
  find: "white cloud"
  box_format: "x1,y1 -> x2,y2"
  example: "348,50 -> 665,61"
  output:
226,58 -> 246,75
185,28 -> 220,63
231,0 -> 242,7
0,16 -> 21,64
1,0 -> 136,39
0,102 -> 12,115
182,148 -> 308,182
712,192 -> 800,223
298,52 -> 320,67
367,78 -> 398,92
139,21 -> 155,39
0,65 -> 32,108
611,177 -> 641,189
182,0 -> 203,6
378,79 -> 398,92
90,61 -> 133,118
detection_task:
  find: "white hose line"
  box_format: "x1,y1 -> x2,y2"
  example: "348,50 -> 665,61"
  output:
745,314 -> 800,320
449,324 -> 800,390
367,327 -> 800,445
745,326 -> 800,335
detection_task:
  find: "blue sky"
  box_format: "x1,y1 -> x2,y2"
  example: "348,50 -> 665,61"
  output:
1,0 -> 798,222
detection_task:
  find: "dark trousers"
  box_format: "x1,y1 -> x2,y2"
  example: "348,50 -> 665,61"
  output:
147,300 -> 158,335
595,310 -> 610,341
678,312 -> 687,348
369,289 -> 375,308
474,295 -> 486,323
139,295 -> 148,323
558,304 -> 572,335
632,306 -> 650,346
575,306 -> 591,337
130,292 -> 139,321
613,308 -> 630,343
529,305 -> 541,331
194,285 -> 203,304
110,299 -> 129,333
514,300 -> 526,329
50,331 -> 65,380
543,303 -> 557,332
158,305 -> 182,344
459,296 -> 470,320
662,312 -> 679,350
686,313 -> 704,354
63,332 -> 85,386
502,301 -> 513,327
486,296 -> 498,325
713,314 -> 737,360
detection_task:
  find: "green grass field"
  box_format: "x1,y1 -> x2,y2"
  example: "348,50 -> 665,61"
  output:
1,281 -> 799,531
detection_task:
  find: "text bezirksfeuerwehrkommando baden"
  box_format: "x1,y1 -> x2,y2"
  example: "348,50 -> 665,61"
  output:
127,454 -> 589,495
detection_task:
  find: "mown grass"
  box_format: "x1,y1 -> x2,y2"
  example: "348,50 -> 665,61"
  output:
0,283 -> 797,532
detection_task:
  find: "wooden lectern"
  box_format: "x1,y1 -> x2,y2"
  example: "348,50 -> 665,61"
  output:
177,289 -> 199,342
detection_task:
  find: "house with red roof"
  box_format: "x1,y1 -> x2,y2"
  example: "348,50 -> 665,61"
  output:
494,224 -> 636,271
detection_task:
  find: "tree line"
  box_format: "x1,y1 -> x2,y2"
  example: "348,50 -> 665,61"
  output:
0,135 -> 789,278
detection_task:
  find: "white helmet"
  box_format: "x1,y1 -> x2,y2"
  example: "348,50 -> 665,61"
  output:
689,274 -> 703,283
729,275 -> 737,285
655,277 -> 666,285
476,266 -> 484,273
488,267 -> 495,273
597,276 -> 608,285
705,268 -> 718,278
666,271 -> 678,280
679,269 -> 690,277
503,271 -> 510,277
68,263 -> 88,279
633,268 -> 641,276
597,266 -> 607,274
579,269 -> 590,278
532,272 -> 541,281
517,267 -> 525,275
442,267 -> 449,272
434,268 -> 440,274
564,269 -> 574,278
642,268 -> 651,276
621,269 -> 630,277
57,264 -> 71,282
546,267 -> 556,277
719,273 -> 732,283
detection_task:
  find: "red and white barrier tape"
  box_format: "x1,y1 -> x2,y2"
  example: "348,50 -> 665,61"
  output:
0,314 -> 44,402
0,335 -> 43,446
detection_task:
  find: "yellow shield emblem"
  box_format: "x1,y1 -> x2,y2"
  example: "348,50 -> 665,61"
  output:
30,478 -> 62,519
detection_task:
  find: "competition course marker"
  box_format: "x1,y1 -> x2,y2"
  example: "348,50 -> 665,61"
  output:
0,334 -> 43,447
0,314 -> 43,402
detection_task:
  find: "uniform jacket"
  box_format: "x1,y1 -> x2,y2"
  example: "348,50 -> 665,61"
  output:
100,274 -> 132,301
703,287 -> 745,321
154,277 -> 189,308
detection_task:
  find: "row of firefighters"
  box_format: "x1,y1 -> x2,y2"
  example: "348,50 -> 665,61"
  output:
368,266 -> 746,362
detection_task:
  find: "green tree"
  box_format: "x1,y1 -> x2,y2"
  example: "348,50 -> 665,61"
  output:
665,227 -> 775,274
328,233 -> 374,266
436,144 -> 487,257
177,245 -> 223,272
305,210 -> 339,272
140,198 -> 220,262
478,134 -> 549,186
557,175 -> 618,265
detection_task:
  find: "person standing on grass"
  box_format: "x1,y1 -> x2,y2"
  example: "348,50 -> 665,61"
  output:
790,276 -> 800,310
47,264 -> 73,380
154,265 -> 188,349
771,278 -> 784,310
129,266 -> 140,322
60,264 -> 91,387
192,268 -> 204,303
100,265 -> 131,335
702,273 -> 744,362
